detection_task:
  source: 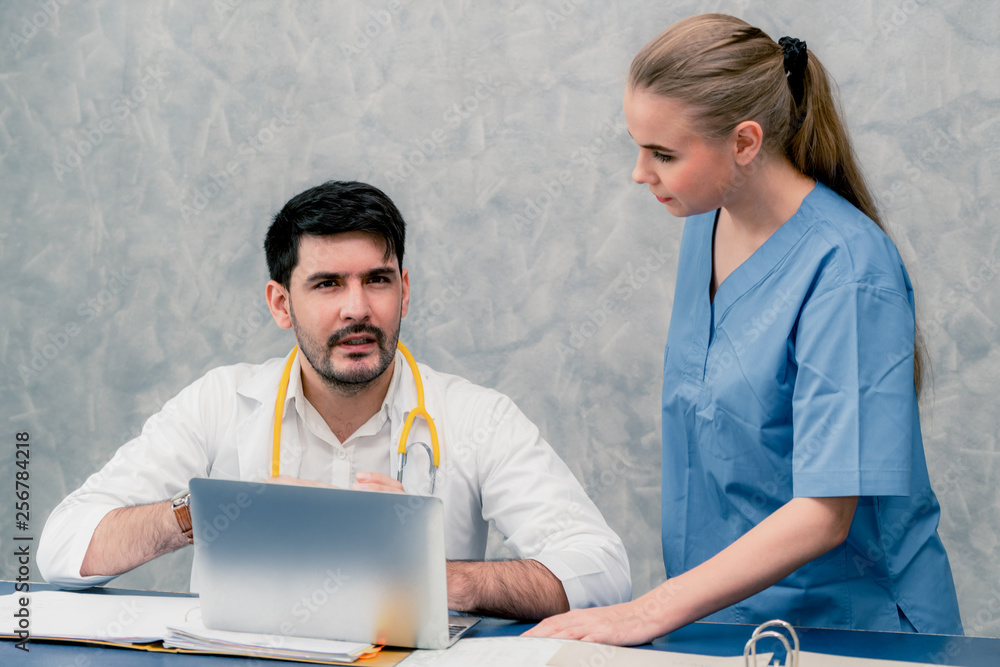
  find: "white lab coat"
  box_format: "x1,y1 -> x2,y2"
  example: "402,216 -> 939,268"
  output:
38,351 -> 631,609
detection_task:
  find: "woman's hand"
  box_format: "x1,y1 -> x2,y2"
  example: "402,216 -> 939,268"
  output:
522,600 -> 661,646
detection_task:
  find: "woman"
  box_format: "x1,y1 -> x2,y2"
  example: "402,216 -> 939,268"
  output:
526,14 -> 962,645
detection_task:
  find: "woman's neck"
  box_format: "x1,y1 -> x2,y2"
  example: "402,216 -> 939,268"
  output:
710,155 -> 816,300
721,153 -> 816,239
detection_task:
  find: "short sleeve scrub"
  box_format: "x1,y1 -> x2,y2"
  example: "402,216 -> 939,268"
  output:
661,182 -> 963,634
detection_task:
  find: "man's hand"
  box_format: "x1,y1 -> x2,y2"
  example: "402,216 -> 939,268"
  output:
352,472 -> 405,493
266,475 -> 337,488
265,473 -> 403,493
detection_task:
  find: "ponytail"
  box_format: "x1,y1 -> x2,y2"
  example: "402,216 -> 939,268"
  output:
788,55 -> 881,229
629,14 -> 926,394
788,54 -> 927,395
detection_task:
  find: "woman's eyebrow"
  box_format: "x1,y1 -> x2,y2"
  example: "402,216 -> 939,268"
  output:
627,130 -> 675,152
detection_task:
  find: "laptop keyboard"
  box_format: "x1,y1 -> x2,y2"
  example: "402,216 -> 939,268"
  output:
448,623 -> 467,640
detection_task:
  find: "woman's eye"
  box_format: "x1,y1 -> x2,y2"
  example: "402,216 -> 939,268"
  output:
652,152 -> 673,163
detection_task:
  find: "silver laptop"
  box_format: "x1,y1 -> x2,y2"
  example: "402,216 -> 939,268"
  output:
189,477 -> 479,649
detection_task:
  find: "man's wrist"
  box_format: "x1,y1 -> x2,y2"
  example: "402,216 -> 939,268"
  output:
445,561 -> 476,612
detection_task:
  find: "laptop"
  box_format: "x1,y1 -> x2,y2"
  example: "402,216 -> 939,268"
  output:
189,477 -> 479,649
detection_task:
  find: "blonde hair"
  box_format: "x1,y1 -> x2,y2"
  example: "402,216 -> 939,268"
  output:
629,13 -> 925,394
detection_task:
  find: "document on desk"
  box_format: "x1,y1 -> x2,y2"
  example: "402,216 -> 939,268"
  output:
548,642 -> 774,666
394,638 -> 771,667
0,591 -> 387,664
398,637 -> 568,666
164,617 -> 374,662
793,652 -> 934,666
549,642 -> 935,667
0,589 -> 198,643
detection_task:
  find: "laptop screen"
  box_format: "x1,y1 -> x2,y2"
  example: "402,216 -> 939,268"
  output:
189,478 -> 460,648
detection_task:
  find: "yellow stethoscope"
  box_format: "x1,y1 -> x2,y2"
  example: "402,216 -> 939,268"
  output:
271,340 -> 440,492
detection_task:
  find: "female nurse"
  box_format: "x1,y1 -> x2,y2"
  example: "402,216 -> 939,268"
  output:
527,13 -> 963,645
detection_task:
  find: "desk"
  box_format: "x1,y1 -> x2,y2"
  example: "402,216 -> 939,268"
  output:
3,582 -> 999,666
469,619 -> 1000,665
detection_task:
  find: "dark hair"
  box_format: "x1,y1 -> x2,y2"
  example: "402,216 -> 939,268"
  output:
264,180 -> 406,287
629,13 -> 926,394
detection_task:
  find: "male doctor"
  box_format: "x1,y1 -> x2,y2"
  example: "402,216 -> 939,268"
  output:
38,180 -> 631,620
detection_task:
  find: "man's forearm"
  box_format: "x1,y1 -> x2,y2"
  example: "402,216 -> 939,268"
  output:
447,559 -> 570,621
79,502 -> 189,577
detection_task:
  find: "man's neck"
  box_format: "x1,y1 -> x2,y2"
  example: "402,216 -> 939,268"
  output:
300,358 -> 396,443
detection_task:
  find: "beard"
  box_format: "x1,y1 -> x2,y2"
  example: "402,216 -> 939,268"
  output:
289,304 -> 400,396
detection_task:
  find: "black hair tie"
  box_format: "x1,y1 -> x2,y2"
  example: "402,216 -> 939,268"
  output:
778,36 -> 808,107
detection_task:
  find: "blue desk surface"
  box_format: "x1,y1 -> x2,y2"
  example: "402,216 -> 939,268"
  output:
3,582 -> 998,666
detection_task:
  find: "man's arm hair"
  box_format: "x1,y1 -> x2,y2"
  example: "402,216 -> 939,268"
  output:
79,502 -> 189,577
446,559 -> 570,621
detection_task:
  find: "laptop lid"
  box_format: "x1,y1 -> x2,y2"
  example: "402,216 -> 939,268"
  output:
189,478 -> 476,649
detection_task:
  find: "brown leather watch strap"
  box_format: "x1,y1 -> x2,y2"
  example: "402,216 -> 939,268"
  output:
171,492 -> 193,542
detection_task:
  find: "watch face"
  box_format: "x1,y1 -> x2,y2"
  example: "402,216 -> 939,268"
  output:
170,493 -> 191,512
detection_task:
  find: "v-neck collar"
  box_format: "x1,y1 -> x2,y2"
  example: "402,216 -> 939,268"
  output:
706,183 -> 821,320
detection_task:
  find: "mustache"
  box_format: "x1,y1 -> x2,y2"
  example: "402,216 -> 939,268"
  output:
326,323 -> 386,348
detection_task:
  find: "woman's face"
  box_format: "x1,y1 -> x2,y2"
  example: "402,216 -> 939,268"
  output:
624,87 -> 741,218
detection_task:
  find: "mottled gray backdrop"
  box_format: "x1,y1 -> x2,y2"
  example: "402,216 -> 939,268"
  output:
2,0 -> 998,638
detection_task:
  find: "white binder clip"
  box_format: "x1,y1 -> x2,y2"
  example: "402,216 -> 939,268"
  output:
744,619 -> 800,667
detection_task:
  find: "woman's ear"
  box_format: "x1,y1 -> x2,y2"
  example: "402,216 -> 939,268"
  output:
732,120 -> 764,166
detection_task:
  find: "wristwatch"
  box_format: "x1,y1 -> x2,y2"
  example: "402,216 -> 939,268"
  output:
171,491 -> 193,541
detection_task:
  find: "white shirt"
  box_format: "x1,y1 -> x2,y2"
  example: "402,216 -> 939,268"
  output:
291,350 -> 396,486
38,351 -> 632,610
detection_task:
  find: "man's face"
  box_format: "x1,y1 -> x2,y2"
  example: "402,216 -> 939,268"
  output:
270,232 -> 409,394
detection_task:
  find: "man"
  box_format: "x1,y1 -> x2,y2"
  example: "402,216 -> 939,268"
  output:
38,180 -> 631,620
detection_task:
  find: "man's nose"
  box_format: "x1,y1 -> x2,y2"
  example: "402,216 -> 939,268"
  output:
341,283 -> 372,321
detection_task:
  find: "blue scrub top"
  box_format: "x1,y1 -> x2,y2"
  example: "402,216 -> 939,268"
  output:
662,182 -> 963,634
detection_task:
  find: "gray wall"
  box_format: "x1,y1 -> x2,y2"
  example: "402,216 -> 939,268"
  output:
2,0 -> 998,637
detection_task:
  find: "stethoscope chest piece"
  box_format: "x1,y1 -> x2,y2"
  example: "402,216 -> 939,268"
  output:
398,432 -> 438,495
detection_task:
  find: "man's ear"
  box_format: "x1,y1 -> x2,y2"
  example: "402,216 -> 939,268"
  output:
732,120 -> 764,167
400,268 -> 410,319
266,280 -> 293,330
